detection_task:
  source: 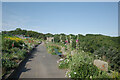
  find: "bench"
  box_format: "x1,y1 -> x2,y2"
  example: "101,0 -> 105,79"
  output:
54,49 -> 64,57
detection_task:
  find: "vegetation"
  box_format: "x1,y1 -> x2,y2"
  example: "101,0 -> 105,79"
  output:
2,28 -> 46,40
66,51 -> 110,78
45,33 -> 120,78
2,32 -> 41,76
53,34 -> 120,72
2,28 -> 120,78
46,42 -> 62,55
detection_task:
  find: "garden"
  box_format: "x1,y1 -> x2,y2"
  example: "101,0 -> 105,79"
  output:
1,28 -> 120,79
2,33 -> 41,77
46,34 -> 120,79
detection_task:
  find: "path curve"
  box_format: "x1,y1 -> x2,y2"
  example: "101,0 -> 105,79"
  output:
10,42 -> 66,78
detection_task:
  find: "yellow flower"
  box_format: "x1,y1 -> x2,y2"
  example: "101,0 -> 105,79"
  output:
5,36 -> 22,42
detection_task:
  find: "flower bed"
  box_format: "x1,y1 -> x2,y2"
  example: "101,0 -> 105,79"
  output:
66,51 -> 110,78
2,34 -> 41,78
46,41 -> 120,79
46,43 -> 62,55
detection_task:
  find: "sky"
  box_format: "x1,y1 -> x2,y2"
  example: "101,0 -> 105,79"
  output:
2,2 -> 118,36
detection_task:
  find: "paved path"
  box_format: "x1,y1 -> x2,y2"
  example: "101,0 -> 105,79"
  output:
10,42 -> 66,78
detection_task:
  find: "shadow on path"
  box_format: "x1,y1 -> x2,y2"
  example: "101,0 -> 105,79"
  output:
7,48 -> 38,80
6,43 -> 66,79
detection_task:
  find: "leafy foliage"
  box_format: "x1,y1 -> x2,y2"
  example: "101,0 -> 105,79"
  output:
2,33 -> 40,76
66,51 -> 110,78
2,28 -> 120,77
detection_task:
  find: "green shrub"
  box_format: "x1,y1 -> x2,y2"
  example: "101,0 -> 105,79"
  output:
15,49 -> 27,60
2,53 -> 15,60
59,58 -> 71,69
10,47 -> 20,53
2,59 -> 18,70
66,52 -> 110,78
94,46 -> 120,72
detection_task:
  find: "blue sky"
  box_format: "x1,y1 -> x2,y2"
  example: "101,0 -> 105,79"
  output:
2,2 -> 118,36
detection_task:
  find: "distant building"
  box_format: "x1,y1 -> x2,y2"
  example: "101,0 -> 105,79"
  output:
46,37 -> 54,42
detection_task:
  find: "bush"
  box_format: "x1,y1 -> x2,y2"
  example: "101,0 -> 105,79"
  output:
94,46 -> 120,72
66,51 -> 110,78
15,49 -> 27,60
2,59 -> 18,70
59,58 -> 71,69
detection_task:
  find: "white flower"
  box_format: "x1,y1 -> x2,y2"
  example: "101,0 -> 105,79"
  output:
95,55 -> 98,57
90,76 -> 92,79
66,71 -> 68,74
69,75 -> 71,78
67,59 -> 69,62
65,75 -> 67,77
57,60 -> 59,63
74,72 -> 76,74
60,58 -> 64,61
22,44 -> 25,47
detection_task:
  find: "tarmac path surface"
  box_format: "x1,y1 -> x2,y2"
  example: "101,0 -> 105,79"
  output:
10,42 -> 66,78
